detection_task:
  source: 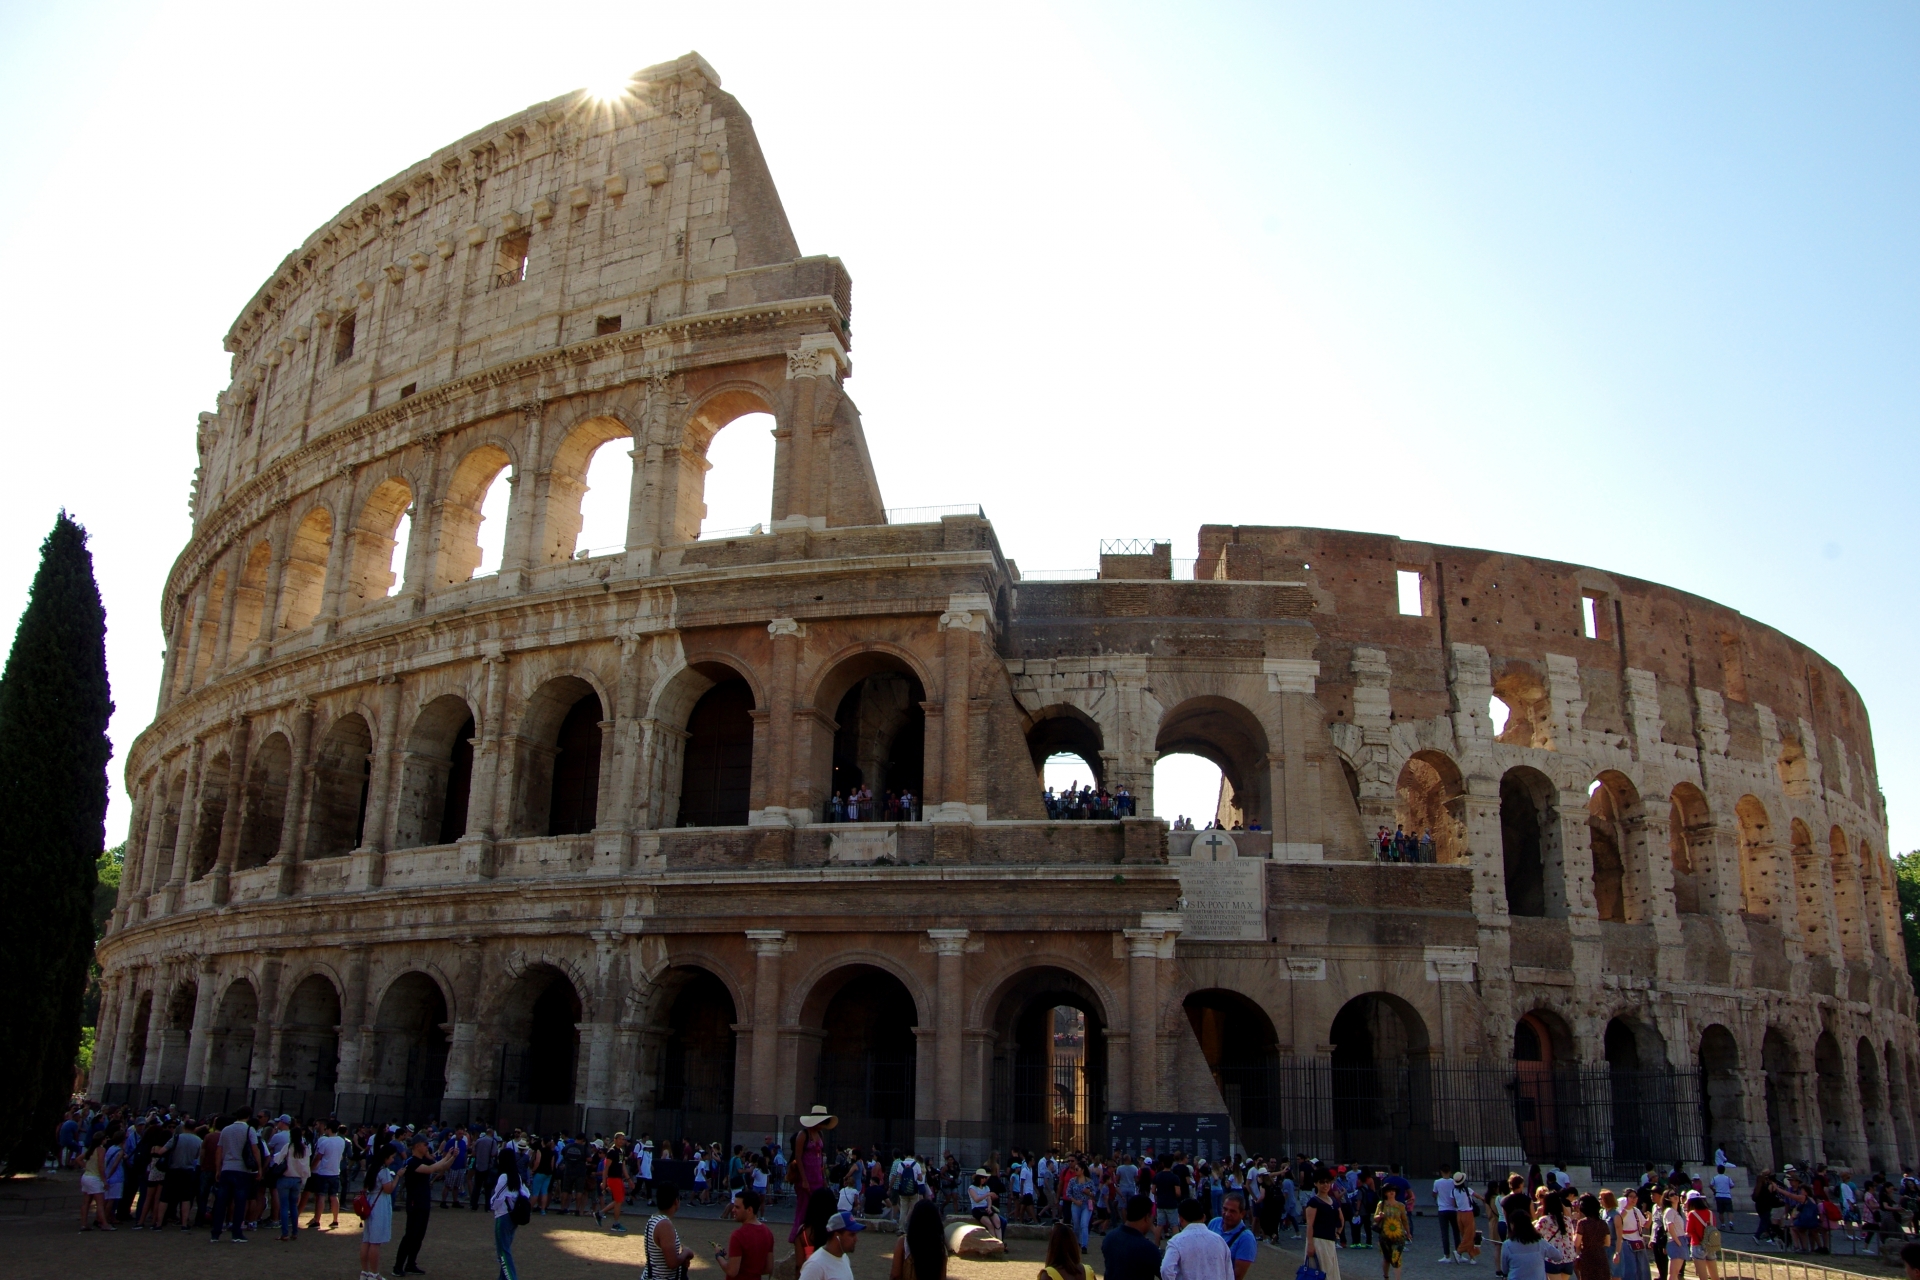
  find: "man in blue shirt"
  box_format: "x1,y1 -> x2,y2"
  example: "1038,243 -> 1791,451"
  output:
1210,1192 -> 1258,1280
1103,1194 -> 1163,1280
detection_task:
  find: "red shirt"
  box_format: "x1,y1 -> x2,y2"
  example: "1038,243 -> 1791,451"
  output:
729,1220 -> 777,1280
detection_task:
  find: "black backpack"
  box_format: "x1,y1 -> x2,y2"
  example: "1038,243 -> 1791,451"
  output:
509,1188 -> 531,1225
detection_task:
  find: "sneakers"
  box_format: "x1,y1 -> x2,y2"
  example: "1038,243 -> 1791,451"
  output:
1439,1255 -> 1454,1263
610,1222 -> 626,1233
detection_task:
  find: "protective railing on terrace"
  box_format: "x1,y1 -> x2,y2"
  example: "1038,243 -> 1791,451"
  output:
682,503 -> 987,545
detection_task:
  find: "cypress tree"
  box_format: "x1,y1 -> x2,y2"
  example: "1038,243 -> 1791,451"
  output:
0,513 -> 113,1171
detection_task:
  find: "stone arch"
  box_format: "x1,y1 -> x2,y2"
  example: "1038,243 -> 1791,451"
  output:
206,977 -> 259,1090
393,693 -> 478,849
1501,766 -> 1559,918
1155,696 -> 1271,828
1787,817 -> 1830,951
1514,1008 -> 1574,1161
1862,839 -> 1891,957
1830,826 -> 1867,962
511,674 -> 607,836
799,962 -> 922,1132
646,655 -> 762,830
277,972 -> 342,1094
1813,1030 -> 1850,1165
344,475 -> 414,609
1735,795 -> 1778,920
648,966 -> 739,1127
189,749 -> 232,879
1761,1026 -> 1803,1169
672,383 -> 781,544
434,441 -> 516,585
541,414 -> 633,563
1698,1024 -> 1743,1167
983,964 -> 1111,1152
809,645 -> 934,820
1857,1034 -> 1892,1172
153,770 -> 187,888
1329,992 -> 1431,1141
235,731 -> 292,871
1395,749 -> 1467,863
126,989 -> 153,1082
1667,783 -> 1711,916
1885,1041 -> 1915,1169
1184,988 -> 1280,1133
305,712 -> 373,858
277,505 -> 333,633
227,540 -> 273,660
967,952 -> 1125,1038
370,970 -> 451,1110
492,962 -> 584,1107
1587,771 -> 1643,923
1026,704 -> 1105,791
1605,1014 -> 1676,1166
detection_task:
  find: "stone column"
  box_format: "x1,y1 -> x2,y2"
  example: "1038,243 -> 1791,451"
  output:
746,930 -> 787,1114
933,597 -> 989,821
274,697 -> 315,896
335,947 -> 372,1092
108,971 -> 144,1084
1124,916 -> 1181,1111
248,956 -> 283,1090
210,714 -> 253,905
756,620 -> 802,826
256,532 -> 287,657
498,402 -> 543,590
400,434 -> 443,614
178,591 -> 209,694
137,978 -> 170,1086
362,674 -> 404,854
462,653 -> 509,876
316,480 -> 356,634
442,939 -> 484,1104
211,556 -> 243,671
158,739 -> 204,913
157,613 -> 185,713
928,930 -> 969,1125
136,772 -> 173,910
182,958 -> 220,1087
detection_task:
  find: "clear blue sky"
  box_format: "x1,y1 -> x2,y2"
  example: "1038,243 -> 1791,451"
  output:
0,1 -> 1914,851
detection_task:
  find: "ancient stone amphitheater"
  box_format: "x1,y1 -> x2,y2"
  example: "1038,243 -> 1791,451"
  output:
94,53 -> 1915,1177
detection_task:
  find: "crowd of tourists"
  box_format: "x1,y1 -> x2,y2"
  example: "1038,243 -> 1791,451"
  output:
1044,784 -> 1138,821
826,786 -> 918,822
53,1097 -> 1920,1280
1374,826 -> 1437,862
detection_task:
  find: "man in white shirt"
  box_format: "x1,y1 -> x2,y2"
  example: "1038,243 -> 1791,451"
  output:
798,1211 -> 864,1280
1163,1198 -> 1234,1280
1710,1167 -> 1735,1222
1037,1151 -> 1058,1222
306,1120 -> 348,1230
890,1151 -> 924,1225
1433,1168 -> 1459,1262
209,1111 -> 260,1242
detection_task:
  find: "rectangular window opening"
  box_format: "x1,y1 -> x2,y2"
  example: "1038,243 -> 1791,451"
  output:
1396,569 -> 1424,616
595,315 -> 622,336
399,383 -> 417,399
495,231 -> 531,287
333,313 -> 356,365
1581,594 -> 1599,639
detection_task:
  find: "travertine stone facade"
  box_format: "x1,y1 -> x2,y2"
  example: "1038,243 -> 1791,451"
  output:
96,53 -> 1915,1173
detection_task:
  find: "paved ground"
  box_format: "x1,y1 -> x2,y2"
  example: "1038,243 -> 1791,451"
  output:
1,1176 -> 1904,1280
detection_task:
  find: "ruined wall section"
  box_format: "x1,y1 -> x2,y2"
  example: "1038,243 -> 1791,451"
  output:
198,53 -> 809,525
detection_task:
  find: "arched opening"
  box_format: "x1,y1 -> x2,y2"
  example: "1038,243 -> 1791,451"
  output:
1605,1016 -> 1672,1166
543,418 -> 633,562
126,991 -> 153,1083
1668,784 -> 1710,916
1491,669 -> 1549,747
207,979 -> 258,1090
1588,772 -> 1641,923
228,541 -> 272,659
190,751 -> 232,880
1027,707 -> 1106,806
1814,1031 -> 1849,1164
155,982 -> 196,1087
1514,1010 -> 1574,1161
809,966 -> 919,1148
345,477 -> 413,608
1831,827 -> 1866,962
1328,993 -> 1432,1166
1155,697 -> 1270,828
1735,795 -> 1775,920
989,966 -> 1108,1156
1396,750 -> 1467,862
155,773 -> 185,886
371,972 -> 450,1116
828,661 -> 926,819
235,732 -> 292,871
1184,989 -> 1280,1141
1862,841 -> 1890,956
305,714 -> 373,858
699,411 -> 777,535
678,676 -> 755,827
436,444 -> 515,585
277,507 -> 332,633
1501,767 -> 1557,917
1788,818 -> 1829,950
1154,752 -> 1227,829
1699,1024 -> 1743,1168
1761,1028 -> 1798,1169
278,974 -> 341,1097
512,677 -> 604,837
495,965 -> 583,1120
653,968 -> 738,1142
393,695 -> 477,849
1857,1035 -> 1889,1172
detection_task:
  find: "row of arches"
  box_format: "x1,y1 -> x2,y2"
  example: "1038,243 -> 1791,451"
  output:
168,404 -> 775,703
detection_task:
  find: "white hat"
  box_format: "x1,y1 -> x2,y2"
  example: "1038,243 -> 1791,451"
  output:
798,1106 -> 838,1130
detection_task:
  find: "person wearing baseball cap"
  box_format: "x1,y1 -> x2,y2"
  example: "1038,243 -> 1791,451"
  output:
798,1211 -> 864,1280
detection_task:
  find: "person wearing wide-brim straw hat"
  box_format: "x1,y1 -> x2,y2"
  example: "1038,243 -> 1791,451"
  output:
790,1108 -> 837,1244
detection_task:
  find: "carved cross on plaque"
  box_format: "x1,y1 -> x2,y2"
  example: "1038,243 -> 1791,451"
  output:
1196,830 -> 1236,861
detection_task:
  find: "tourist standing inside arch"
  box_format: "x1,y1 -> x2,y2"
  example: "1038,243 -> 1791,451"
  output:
790,1108 -> 835,1243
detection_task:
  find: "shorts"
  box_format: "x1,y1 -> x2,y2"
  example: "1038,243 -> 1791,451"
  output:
563,1171 -> 586,1194
531,1173 -> 552,1197
1715,1199 -> 1732,1217
606,1178 -> 626,1204
310,1175 -> 342,1198
163,1169 -> 198,1202
1495,1222 -> 1509,1242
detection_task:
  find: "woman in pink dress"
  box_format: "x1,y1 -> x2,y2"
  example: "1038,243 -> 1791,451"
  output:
789,1107 -> 836,1243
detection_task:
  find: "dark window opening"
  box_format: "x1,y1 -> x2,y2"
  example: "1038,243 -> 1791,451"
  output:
333,313 -> 356,365
680,679 -> 754,826
495,231 -> 531,287
437,717 -> 475,845
595,315 -> 622,336
547,694 -> 603,835
399,382 -> 417,399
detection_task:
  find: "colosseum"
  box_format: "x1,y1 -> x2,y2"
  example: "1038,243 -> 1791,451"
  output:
94,52 -> 1916,1180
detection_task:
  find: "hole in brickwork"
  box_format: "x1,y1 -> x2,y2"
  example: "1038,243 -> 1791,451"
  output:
595,315 -> 622,336
1581,594 -> 1600,639
333,313 -> 356,365
386,509 -> 412,597
495,231 -> 531,287
1396,570 -> 1424,616
1489,696 -> 1511,737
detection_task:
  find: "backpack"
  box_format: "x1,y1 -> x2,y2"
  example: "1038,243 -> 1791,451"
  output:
895,1160 -> 920,1195
510,1188 -> 531,1226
